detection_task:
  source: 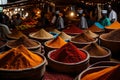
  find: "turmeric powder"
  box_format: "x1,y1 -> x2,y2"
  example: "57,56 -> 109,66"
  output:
106,21 -> 120,29
46,36 -> 67,48
81,65 -> 120,80
0,45 -> 43,69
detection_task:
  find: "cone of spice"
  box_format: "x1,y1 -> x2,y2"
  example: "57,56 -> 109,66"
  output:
81,65 -> 120,80
45,36 -> 67,48
58,32 -> 71,40
103,29 -> 120,41
63,25 -> 83,34
88,24 -> 104,33
83,30 -> 99,38
106,21 -> 120,30
82,43 -> 108,56
7,36 -> 40,48
29,28 -> 53,39
50,42 -> 87,63
0,45 -> 43,69
49,29 -> 61,34
71,32 -> 95,43
7,30 -> 26,39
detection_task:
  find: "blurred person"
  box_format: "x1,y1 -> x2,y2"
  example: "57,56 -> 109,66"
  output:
14,13 -> 23,26
78,8 -> 88,29
108,5 -> 117,23
0,12 -> 11,39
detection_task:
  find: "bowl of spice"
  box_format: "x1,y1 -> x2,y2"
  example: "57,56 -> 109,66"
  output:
29,28 -> 54,44
6,30 -> 26,40
44,36 -> 67,53
6,36 -> 41,50
0,45 -> 47,80
82,43 -> 111,64
70,32 -> 98,48
99,29 -> 120,59
78,65 -> 120,80
47,42 -> 90,73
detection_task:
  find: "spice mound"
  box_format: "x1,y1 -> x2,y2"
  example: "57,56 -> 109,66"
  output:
7,30 -> 26,39
58,32 -> 71,40
106,21 -> 120,29
71,32 -> 95,43
81,65 -> 120,80
0,45 -> 43,69
29,28 -> 53,39
88,24 -> 103,32
7,36 -> 39,48
49,29 -> 61,34
103,29 -> 120,41
50,42 -> 87,63
82,43 -> 108,56
63,25 -> 83,34
83,30 -> 98,38
46,36 -> 67,48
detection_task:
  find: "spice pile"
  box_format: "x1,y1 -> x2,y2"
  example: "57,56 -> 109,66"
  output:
106,21 -> 120,29
29,28 -> 53,39
81,65 -> 120,80
63,25 -> 83,34
103,29 -> 120,41
83,30 -> 98,38
49,29 -> 61,34
0,45 -> 43,69
82,43 -> 108,56
50,42 -> 87,63
71,32 -> 95,43
46,36 -> 67,48
7,30 -> 26,39
88,24 -> 103,32
58,32 -> 71,40
7,36 -> 39,48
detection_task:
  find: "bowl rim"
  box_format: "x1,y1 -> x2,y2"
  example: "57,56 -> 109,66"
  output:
89,46 -> 111,58
0,53 -> 47,71
6,39 -> 41,49
99,33 -> 120,42
29,32 -> 54,40
47,49 -> 90,65
89,61 -> 120,68
78,66 -> 109,80
70,38 -> 98,44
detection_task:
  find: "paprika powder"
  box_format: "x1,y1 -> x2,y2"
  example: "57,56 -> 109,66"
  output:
50,42 -> 87,63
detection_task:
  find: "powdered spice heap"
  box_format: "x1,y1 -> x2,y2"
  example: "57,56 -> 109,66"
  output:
88,25 -> 103,32
7,30 -> 26,39
81,65 -> 120,80
58,32 -> 71,40
0,45 -> 43,69
50,42 -> 87,63
30,28 -> 53,39
63,25 -> 83,34
82,43 -> 108,56
83,30 -> 99,38
71,32 -> 95,43
104,29 -> 120,41
106,21 -> 120,29
49,29 -> 61,34
46,36 -> 67,48
8,36 -> 39,47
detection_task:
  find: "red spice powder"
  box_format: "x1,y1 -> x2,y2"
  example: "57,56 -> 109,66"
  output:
62,25 -> 83,34
50,42 -> 86,63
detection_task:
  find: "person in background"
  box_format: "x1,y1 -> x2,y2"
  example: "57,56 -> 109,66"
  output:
0,12 -> 11,39
51,10 -> 59,26
108,5 -> 117,23
78,8 -> 88,29
14,13 -> 23,26
99,10 -> 111,26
